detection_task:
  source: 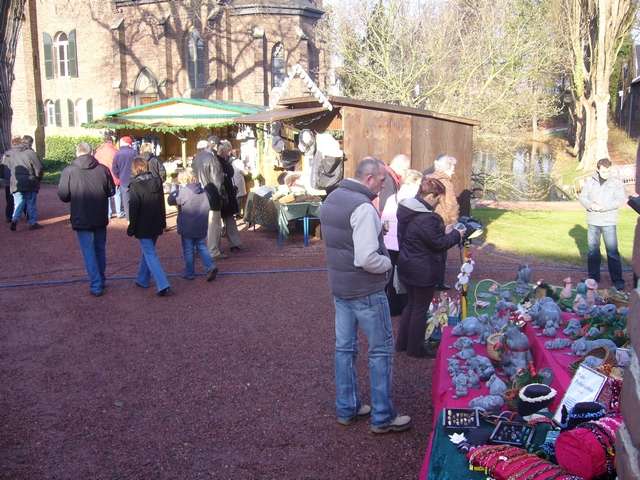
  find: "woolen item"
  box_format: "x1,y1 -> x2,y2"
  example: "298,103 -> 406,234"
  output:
560,401 -> 606,430
516,383 -> 557,417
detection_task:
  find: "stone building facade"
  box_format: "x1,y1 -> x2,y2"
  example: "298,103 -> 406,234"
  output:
617,143 -> 640,478
11,0 -> 327,152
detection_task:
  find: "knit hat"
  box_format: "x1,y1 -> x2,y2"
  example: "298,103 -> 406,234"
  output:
560,402 -> 606,430
517,383 -> 557,417
119,136 -> 133,147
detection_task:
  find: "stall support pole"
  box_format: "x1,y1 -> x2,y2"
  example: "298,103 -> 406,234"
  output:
181,139 -> 187,168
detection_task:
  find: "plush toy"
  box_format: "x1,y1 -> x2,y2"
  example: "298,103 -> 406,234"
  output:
469,394 -> 504,412
486,374 -> 508,396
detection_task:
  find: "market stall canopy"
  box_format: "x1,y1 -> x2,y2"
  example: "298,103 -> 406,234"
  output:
84,97 -> 264,133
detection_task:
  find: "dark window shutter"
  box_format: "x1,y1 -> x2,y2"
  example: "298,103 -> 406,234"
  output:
187,37 -> 196,89
68,30 -> 78,77
43,32 -> 54,79
67,99 -> 75,126
196,38 -> 206,88
55,100 -> 62,126
86,99 -> 93,123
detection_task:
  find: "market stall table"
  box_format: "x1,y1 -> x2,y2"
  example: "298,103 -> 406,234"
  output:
244,192 -> 321,244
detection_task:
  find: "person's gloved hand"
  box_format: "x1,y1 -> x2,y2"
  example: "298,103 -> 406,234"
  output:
126,225 -> 134,237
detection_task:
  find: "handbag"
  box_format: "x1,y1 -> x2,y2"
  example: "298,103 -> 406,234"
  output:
627,195 -> 640,214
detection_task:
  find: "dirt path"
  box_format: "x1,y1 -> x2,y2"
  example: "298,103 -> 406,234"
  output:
0,186 -> 632,480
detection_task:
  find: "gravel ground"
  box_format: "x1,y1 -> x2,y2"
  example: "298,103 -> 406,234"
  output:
0,186 -> 632,480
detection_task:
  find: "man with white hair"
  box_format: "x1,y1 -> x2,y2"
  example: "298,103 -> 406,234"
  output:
378,154 -> 411,212
57,142 -> 115,296
112,136 -> 137,219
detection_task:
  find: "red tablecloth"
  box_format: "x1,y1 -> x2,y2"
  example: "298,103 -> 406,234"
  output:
523,312 -> 578,410
420,315 -> 579,480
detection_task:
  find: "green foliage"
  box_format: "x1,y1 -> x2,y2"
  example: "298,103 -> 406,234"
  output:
610,33 -> 634,116
45,135 -> 102,163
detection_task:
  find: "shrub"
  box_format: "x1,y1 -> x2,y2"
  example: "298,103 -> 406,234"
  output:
45,135 -> 102,163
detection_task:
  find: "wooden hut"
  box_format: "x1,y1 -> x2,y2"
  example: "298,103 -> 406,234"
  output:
236,95 -> 478,204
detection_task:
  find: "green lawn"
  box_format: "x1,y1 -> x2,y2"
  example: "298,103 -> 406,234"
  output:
473,207 -> 635,265
42,159 -> 67,184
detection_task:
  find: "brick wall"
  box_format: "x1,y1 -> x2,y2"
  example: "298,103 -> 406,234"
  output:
616,143 -> 640,478
10,0 -> 326,146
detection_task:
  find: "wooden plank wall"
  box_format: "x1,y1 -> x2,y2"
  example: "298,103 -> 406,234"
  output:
342,106 -> 413,178
410,116 -> 473,195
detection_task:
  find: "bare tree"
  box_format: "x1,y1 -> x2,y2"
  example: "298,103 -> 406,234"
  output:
0,0 -> 27,154
560,0 -> 637,170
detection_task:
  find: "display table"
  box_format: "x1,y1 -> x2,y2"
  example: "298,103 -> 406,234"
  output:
244,192 -> 321,242
421,318 -> 580,480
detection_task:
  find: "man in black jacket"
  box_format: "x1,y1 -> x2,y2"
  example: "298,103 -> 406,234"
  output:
2,136 -> 44,231
58,142 -> 115,297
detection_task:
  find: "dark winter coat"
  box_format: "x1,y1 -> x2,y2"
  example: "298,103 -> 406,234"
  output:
1,144 -> 44,193
219,156 -> 239,217
167,183 -> 210,239
141,152 -> 167,182
192,149 -> 223,211
397,196 -> 461,287
127,172 -> 166,239
112,145 -> 137,187
57,154 -> 115,230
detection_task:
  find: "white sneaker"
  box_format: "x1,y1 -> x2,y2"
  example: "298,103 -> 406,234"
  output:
370,415 -> 412,434
337,404 -> 372,426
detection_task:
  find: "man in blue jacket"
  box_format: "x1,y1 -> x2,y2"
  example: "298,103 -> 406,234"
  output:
578,158 -> 627,291
112,136 -> 137,219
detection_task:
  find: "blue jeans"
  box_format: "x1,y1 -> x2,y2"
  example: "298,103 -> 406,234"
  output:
334,290 -> 396,427
136,237 -> 170,292
76,227 -> 107,294
181,236 -> 215,278
12,191 -> 37,225
587,224 -> 624,290
108,186 -> 123,218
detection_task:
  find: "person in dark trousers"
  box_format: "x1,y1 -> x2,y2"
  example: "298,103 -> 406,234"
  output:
22,135 -> 44,225
216,140 -> 243,253
320,157 -> 412,435
396,177 -> 465,357
112,136 -> 137,219
168,168 -> 218,281
57,142 -> 115,297
127,157 -> 172,297
2,136 -> 44,231
139,142 -> 166,181
578,158 -> 627,290
1,144 -> 15,223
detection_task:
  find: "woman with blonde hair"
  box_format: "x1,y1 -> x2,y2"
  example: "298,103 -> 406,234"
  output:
381,168 -> 423,315
139,142 -> 166,181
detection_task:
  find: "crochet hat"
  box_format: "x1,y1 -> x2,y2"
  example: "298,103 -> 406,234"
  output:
517,383 -> 557,417
560,402 -> 606,430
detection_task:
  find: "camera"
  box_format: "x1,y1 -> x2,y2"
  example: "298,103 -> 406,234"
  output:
454,216 -> 484,244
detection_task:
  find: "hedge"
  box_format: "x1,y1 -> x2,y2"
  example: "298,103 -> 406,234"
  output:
45,135 -> 102,163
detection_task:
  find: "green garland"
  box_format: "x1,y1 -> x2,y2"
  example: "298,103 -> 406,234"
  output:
81,120 -> 237,134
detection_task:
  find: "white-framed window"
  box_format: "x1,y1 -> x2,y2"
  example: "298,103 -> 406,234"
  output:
186,31 -> 206,90
75,99 -> 85,125
45,100 -> 55,126
55,32 -> 69,77
271,42 -> 286,89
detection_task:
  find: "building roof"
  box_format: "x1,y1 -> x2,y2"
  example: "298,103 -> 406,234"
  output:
230,0 -> 323,17
86,97 -> 264,132
237,95 -> 479,127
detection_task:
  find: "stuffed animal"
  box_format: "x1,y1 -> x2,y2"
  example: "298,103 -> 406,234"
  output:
469,395 -> 504,412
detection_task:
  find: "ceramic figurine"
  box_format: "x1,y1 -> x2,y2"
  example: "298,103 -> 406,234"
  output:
571,337 -> 617,357
544,338 -> 573,350
585,279 -> 598,306
586,326 -> 601,339
542,320 -> 557,337
467,370 -> 480,389
486,374 -> 508,396
563,318 -> 582,337
576,281 -> 587,295
501,323 -> 532,378
453,373 -> 469,398
530,297 -> 561,329
515,264 -> 532,295
598,304 -> 617,322
560,277 -> 573,300
573,295 -> 588,316
452,317 -> 483,337
538,367 -> 554,386
467,355 -> 495,381
447,358 -> 461,376
453,337 -> 474,350
469,394 -> 505,413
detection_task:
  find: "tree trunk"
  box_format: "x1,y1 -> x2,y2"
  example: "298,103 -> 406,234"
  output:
580,99 -> 598,171
0,0 -> 27,155
594,94 -> 610,160
571,102 -> 583,157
